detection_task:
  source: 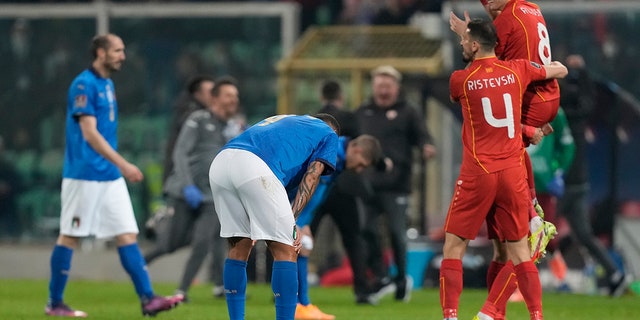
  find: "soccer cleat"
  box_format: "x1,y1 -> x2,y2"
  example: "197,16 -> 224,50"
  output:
609,271 -> 633,297
529,221 -> 557,263
472,313 -> 495,320
556,282 -> 572,293
294,303 -> 336,320
212,285 -> 225,299
141,294 -> 183,317
395,276 -> 413,302
173,290 -> 189,303
369,277 -> 397,304
45,302 -> 88,317
168,294 -> 185,305
355,293 -> 377,305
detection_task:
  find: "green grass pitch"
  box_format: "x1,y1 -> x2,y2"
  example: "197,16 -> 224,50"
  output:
1,279 -> 638,319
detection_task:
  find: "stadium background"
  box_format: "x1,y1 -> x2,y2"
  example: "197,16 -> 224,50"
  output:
0,0 -> 639,291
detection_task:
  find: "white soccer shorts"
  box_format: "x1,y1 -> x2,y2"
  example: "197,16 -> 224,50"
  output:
60,177 -> 139,238
209,149 -> 295,246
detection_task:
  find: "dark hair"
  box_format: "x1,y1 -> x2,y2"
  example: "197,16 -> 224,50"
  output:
186,75 -> 215,95
313,113 -> 340,135
90,34 -> 114,59
467,18 -> 498,51
212,76 -> 238,96
321,80 -> 341,101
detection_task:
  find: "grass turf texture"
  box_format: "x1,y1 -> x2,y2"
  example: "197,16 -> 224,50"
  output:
1,279 -> 637,319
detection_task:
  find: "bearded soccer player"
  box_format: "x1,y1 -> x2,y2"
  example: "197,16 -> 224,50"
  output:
45,34 -> 183,317
440,19 -> 567,320
450,2 -> 560,316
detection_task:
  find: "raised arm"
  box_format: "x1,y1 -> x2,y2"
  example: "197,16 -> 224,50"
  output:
449,11 -> 471,38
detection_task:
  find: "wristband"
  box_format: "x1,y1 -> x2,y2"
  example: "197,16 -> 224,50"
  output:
523,125 -> 537,139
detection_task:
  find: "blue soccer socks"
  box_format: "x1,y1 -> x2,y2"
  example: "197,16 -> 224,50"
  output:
48,245 -> 73,304
224,258 -> 248,320
272,260 -> 298,320
297,256 -> 311,306
118,243 -> 154,301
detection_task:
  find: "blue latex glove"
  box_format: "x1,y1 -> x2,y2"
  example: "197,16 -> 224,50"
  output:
546,172 -> 565,198
183,184 -> 203,209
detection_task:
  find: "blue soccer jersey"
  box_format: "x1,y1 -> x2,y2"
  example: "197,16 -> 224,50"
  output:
295,136 -> 347,227
63,68 -> 121,181
223,114 -> 339,188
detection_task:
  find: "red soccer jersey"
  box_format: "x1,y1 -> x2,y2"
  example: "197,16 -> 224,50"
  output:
449,56 -> 548,175
493,0 -> 559,105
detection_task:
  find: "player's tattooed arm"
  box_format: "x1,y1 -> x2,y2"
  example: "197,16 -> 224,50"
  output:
292,161 -> 325,219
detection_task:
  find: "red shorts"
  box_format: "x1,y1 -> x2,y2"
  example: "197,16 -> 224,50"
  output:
444,166 -> 530,242
521,98 -> 560,127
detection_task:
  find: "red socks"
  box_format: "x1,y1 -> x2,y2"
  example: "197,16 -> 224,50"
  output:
440,259 -> 463,319
486,260 -> 506,291
482,260 -> 543,320
515,261 -> 544,319
481,261 -> 516,319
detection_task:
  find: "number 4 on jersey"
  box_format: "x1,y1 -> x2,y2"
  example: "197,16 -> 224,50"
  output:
481,94 -> 515,138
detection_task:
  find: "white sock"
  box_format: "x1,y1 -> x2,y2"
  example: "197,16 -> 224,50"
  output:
530,215 -> 543,233
477,312 -> 494,320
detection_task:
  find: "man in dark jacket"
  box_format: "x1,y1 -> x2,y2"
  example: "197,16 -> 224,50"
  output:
355,65 -> 436,303
558,54 -> 630,297
310,80 -> 380,305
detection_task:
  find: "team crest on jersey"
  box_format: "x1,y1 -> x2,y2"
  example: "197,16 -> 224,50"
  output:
386,109 -> 398,120
74,94 -> 87,108
529,61 -> 542,69
71,217 -> 81,229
